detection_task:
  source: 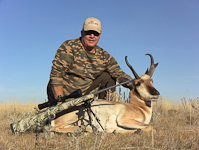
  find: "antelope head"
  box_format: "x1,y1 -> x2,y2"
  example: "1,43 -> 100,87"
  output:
125,54 -> 160,101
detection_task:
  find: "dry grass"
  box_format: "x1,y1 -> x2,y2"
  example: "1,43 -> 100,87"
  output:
0,95 -> 199,149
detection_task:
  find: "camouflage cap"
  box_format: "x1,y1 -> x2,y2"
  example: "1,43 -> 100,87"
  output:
83,17 -> 101,33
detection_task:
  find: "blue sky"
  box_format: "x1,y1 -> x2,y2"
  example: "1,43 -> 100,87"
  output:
0,0 -> 198,104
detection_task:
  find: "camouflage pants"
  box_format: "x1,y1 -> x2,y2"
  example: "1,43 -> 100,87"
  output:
47,72 -> 116,101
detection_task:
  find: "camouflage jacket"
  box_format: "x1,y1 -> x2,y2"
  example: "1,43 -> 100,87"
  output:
50,37 -> 132,95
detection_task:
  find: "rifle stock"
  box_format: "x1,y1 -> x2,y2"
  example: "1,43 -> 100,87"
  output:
10,93 -> 94,134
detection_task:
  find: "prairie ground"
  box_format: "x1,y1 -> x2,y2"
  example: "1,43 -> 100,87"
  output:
0,96 -> 199,150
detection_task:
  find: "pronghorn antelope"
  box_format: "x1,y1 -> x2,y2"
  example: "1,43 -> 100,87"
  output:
49,54 -> 160,134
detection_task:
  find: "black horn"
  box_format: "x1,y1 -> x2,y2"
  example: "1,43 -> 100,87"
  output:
125,56 -> 140,79
145,54 -> 158,77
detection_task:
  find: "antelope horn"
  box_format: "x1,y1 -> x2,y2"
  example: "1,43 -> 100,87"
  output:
125,56 -> 140,79
145,54 -> 158,77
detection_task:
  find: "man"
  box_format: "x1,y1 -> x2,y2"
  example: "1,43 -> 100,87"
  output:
47,17 -> 133,103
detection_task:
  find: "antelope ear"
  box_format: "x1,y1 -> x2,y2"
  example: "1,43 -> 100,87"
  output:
129,83 -> 135,90
128,80 -> 135,90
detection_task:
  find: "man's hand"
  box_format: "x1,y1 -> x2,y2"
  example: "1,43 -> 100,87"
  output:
52,86 -> 64,104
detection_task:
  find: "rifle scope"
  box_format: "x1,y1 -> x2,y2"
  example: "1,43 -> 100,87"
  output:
38,89 -> 82,110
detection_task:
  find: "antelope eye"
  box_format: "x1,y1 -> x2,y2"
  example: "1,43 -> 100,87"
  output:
136,82 -> 140,86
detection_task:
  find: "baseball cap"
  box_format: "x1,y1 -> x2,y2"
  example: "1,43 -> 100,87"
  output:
83,17 -> 101,34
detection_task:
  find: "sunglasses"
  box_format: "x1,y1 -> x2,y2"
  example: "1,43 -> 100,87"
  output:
84,30 -> 100,36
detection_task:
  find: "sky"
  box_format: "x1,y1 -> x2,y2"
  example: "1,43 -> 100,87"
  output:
0,0 -> 198,104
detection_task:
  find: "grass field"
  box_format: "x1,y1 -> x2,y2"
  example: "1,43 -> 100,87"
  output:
0,96 -> 199,150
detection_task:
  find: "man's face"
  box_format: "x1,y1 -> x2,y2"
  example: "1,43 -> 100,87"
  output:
81,30 -> 101,52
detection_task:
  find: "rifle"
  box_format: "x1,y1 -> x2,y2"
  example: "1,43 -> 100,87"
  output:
10,79 -> 133,134
38,89 -> 82,110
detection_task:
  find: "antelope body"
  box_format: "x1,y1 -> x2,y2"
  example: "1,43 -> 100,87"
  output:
50,54 -> 160,134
